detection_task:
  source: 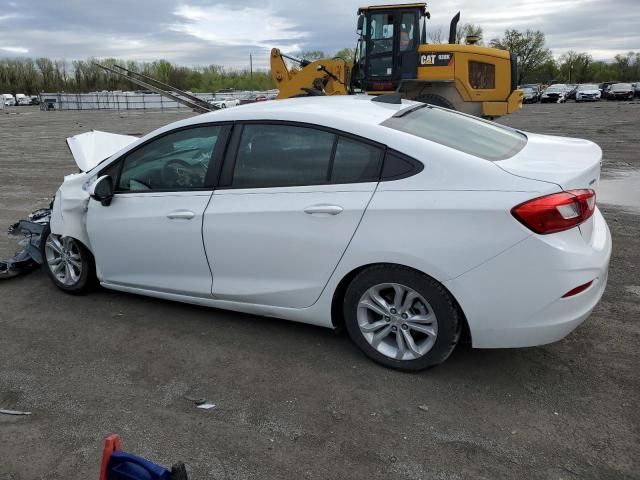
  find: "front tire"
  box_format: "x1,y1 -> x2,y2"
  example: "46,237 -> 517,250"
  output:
42,228 -> 96,294
343,265 -> 461,371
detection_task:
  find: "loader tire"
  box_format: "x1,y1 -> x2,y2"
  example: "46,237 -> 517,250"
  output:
414,94 -> 456,110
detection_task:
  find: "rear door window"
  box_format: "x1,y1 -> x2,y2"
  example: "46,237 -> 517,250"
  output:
227,124 -> 384,188
231,124 -> 335,188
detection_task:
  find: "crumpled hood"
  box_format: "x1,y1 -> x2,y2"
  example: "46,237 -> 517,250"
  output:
66,130 -> 138,172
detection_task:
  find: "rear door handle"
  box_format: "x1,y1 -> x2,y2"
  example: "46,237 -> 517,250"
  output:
167,210 -> 195,220
304,204 -> 343,215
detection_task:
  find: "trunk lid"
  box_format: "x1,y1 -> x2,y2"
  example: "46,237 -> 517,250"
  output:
496,132 -> 602,242
495,132 -> 601,191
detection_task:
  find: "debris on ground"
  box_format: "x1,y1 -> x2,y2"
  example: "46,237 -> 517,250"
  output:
0,207 -> 51,280
0,409 -> 32,416
184,395 -> 215,409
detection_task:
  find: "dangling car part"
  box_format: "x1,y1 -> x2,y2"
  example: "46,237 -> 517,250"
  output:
0,208 -> 51,279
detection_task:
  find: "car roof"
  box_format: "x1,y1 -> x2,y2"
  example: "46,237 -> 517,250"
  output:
193,95 -> 412,130
130,95 -> 436,167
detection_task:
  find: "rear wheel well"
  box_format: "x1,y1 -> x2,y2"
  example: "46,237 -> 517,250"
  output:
330,262 -> 471,343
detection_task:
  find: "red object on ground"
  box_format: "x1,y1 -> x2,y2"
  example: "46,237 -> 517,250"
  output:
99,434 -> 122,480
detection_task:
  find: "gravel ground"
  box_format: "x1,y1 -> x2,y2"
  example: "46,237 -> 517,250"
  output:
0,102 -> 638,479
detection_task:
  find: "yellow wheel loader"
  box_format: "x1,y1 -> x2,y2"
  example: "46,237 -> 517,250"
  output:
271,3 -> 523,118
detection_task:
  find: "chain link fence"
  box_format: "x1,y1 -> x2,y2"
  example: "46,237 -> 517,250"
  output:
38,90 -> 278,111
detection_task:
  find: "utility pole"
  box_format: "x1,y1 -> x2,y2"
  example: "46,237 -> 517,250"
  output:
250,54 -> 253,82
569,63 -> 573,84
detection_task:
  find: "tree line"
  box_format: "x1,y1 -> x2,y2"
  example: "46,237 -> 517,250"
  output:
1,32 -> 639,95
0,57 -> 275,95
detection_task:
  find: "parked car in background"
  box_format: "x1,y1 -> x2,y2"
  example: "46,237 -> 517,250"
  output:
522,87 -> 539,104
30,95 -> 40,105
519,84 -> 541,102
599,81 -> 619,99
575,84 -> 601,102
210,97 -> 240,109
239,94 -> 269,105
2,93 -> 16,106
607,83 -> 635,101
632,82 -> 640,98
15,93 -> 31,106
43,96 -> 611,371
565,84 -> 578,100
540,84 -> 568,103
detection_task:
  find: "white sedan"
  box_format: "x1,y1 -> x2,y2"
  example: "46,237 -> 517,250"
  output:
575,84 -> 601,102
43,95 -> 611,371
209,97 -> 240,109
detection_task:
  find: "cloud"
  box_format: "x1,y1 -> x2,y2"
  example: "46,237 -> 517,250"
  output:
171,4 -> 306,51
1,46 -> 28,54
0,0 -> 637,66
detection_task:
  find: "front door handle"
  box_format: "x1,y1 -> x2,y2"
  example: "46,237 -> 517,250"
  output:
304,204 -> 343,215
167,210 -> 195,220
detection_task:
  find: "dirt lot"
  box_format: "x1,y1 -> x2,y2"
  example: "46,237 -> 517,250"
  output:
1,102 -> 639,479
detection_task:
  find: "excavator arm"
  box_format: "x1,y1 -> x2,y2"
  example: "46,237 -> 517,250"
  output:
270,48 -> 352,99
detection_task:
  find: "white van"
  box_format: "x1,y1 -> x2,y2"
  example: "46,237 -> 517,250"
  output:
15,93 -> 30,105
2,94 -> 16,106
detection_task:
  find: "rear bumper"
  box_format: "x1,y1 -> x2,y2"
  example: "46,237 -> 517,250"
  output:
445,208 -> 611,348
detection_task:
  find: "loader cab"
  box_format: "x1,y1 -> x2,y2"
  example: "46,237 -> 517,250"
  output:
353,3 -> 427,93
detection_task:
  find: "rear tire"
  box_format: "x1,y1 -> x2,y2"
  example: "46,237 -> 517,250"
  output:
41,227 -> 96,294
414,94 -> 456,110
343,265 -> 461,371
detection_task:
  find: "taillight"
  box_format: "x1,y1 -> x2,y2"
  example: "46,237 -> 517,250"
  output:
511,189 -> 596,234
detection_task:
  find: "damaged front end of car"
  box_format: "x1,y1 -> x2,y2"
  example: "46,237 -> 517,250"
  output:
1,130 -> 139,280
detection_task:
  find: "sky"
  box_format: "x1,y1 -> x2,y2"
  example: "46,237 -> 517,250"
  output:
0,0 -> 638,69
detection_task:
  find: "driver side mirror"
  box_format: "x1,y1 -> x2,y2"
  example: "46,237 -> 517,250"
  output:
90,175 -> 114,206
357,14 -> 364,34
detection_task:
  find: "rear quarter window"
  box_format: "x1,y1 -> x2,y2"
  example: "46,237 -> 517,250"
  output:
381,105 -> 526,161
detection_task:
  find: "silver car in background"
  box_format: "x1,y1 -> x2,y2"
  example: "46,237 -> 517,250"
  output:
575,84 -> 601,102
540,84 -> 568,103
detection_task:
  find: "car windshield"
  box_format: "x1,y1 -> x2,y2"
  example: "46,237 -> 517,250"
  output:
381,104 -> 527,161
578,84 -> 598,91
546,85 -> 565,93
612,83 -> 632,89
522,88 -> 534,94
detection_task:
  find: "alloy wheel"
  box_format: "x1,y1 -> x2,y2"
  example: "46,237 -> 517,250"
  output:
45,235 -> 83,286
357,283 -> 438,361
